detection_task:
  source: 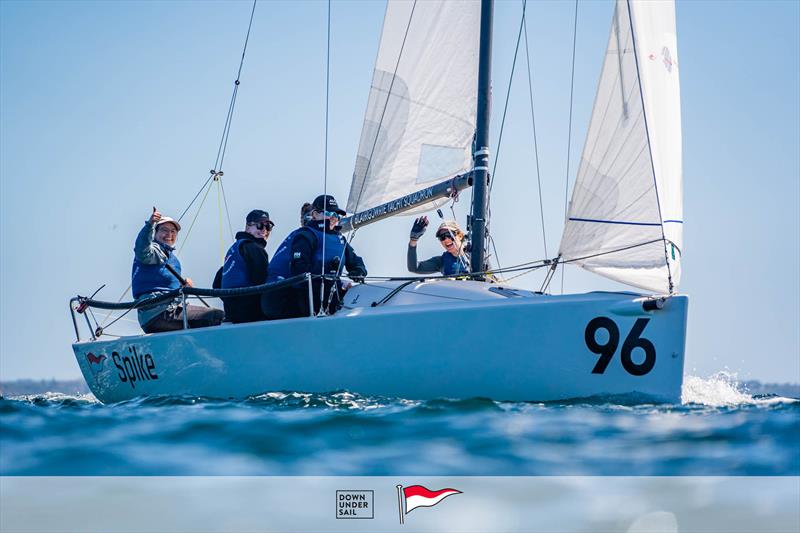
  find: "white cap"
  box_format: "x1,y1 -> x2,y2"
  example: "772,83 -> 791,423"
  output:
156,216 -> 181,231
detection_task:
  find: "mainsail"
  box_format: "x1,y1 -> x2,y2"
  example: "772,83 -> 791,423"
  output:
559,0 -> 683,294
347,0 -> 481,215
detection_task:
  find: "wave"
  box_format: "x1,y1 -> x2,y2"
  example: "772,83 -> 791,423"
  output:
681,372 -> 799,407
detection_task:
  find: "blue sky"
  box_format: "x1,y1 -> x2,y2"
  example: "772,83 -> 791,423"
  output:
1,0 -> 798,384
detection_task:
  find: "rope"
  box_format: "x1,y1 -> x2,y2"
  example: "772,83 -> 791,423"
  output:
483,0 -> 525,276
522,11 -> 548,258
319,0 -> 332,316
178,178 -> 215,254
219,178 -> 234,240
101,2 -> 256,329
560,0 -> 579,295
217,179 -> 225,262
488,0 -> 527,196
213,0 -> 257,173
177,0 -> 256,226
177,174 -> 214,223
624,0 -> 674,294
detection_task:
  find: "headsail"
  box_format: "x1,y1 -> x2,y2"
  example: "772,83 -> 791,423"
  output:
558,0 -> 683,294
347,0 -> 481,215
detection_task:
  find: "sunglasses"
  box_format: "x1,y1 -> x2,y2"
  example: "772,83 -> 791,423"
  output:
252,221 -> 274,231
323,210 -> 341,218
437,232 -> 455,241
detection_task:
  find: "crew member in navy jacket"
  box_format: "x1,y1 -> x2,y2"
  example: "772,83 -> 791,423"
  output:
265,194 -> 366,318
132,207 -> 224,333
213,209 -> 273,323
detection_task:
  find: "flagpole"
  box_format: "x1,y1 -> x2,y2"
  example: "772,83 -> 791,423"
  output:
396,484 -> 404,524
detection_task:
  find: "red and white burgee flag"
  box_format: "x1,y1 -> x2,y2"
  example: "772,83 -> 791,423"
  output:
403,485 -> 461,513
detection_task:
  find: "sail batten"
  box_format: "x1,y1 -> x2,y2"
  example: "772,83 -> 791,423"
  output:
347,0 -> 481,215
559,0 -> 683,294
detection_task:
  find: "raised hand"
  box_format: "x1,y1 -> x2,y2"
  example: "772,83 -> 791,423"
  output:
410,216 -> 429,240
149,206 -> 162,225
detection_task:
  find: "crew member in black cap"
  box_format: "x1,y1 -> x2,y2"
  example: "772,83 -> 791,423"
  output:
213,209 -> 274,323
265,194 -> 367,318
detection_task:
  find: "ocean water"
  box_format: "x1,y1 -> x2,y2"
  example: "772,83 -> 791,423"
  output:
0,373 -> 797,476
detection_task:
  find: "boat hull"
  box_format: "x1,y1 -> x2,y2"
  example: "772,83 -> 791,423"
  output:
73,289 -> 687,404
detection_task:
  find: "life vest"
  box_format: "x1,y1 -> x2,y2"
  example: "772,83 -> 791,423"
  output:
220,239 -> 250,288
131,243 -> 182,299
267,226 -> 347,282
309,226 -> 347,276
442,252 -> 469,276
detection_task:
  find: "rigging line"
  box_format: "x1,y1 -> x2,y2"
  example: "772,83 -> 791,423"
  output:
489,234 -> 502,280
178,179 -> 215,254
218,179 -> 235,240
560,0 -> 579,295
488,0 -> 526,196
217,180 -> 225,262
523,12 -> 548,258
448,198 -> 473,273
212,0 -> 257,172
100,283 -> 132,327
482,0 -> 526,278
319,0 -> 332,315
216,89 -> 239,171
349,0 -> 418,224
625,0 -> 674,294
177,174 -> 214,222
214,85 -> 238,171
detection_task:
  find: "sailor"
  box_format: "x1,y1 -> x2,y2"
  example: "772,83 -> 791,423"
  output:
213,209 -> 274,323
407,217 -> 470,276
300,202 -> 313,227
132,207 -> 224,333
264,194 -> 367,318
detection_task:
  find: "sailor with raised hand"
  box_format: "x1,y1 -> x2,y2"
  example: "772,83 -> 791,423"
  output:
131,207 -> 224,333
407,217 -> 470,276
264,194 -> 367,318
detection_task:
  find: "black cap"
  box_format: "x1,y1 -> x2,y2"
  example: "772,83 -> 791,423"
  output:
311,195 -> 346,216
246,209 -> 271,224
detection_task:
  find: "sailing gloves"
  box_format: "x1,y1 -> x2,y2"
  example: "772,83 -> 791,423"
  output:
410,216 -> 429,241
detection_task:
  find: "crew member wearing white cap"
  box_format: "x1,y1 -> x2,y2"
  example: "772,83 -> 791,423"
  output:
407,217 -> 470,276
131,207 -> 224,333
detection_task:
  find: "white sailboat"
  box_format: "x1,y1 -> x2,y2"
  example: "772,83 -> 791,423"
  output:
71,0 -> 687,404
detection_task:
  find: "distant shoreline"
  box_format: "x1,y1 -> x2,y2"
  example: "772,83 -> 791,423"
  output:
1,378 -> 798,399
1,379 -> 89,396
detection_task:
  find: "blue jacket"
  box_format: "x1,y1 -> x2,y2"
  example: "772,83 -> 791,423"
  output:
442,252 -> 469,276
407,245 -> 470,275
268,221 -> 366,282
222,239 -> 248,288
131,221 -> 182,327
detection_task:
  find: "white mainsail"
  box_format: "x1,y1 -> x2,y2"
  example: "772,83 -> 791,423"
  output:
559,0 -> 683,294
347,0 -> 481,215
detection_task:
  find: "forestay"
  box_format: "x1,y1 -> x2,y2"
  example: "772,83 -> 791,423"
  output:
347,0 -> 481,215
559,0 -> 682,294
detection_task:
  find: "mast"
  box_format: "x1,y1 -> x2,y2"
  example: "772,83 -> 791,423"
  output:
470,0 -> 493,276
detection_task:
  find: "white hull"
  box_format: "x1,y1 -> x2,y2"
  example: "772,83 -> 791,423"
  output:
73,280 -> 688,404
